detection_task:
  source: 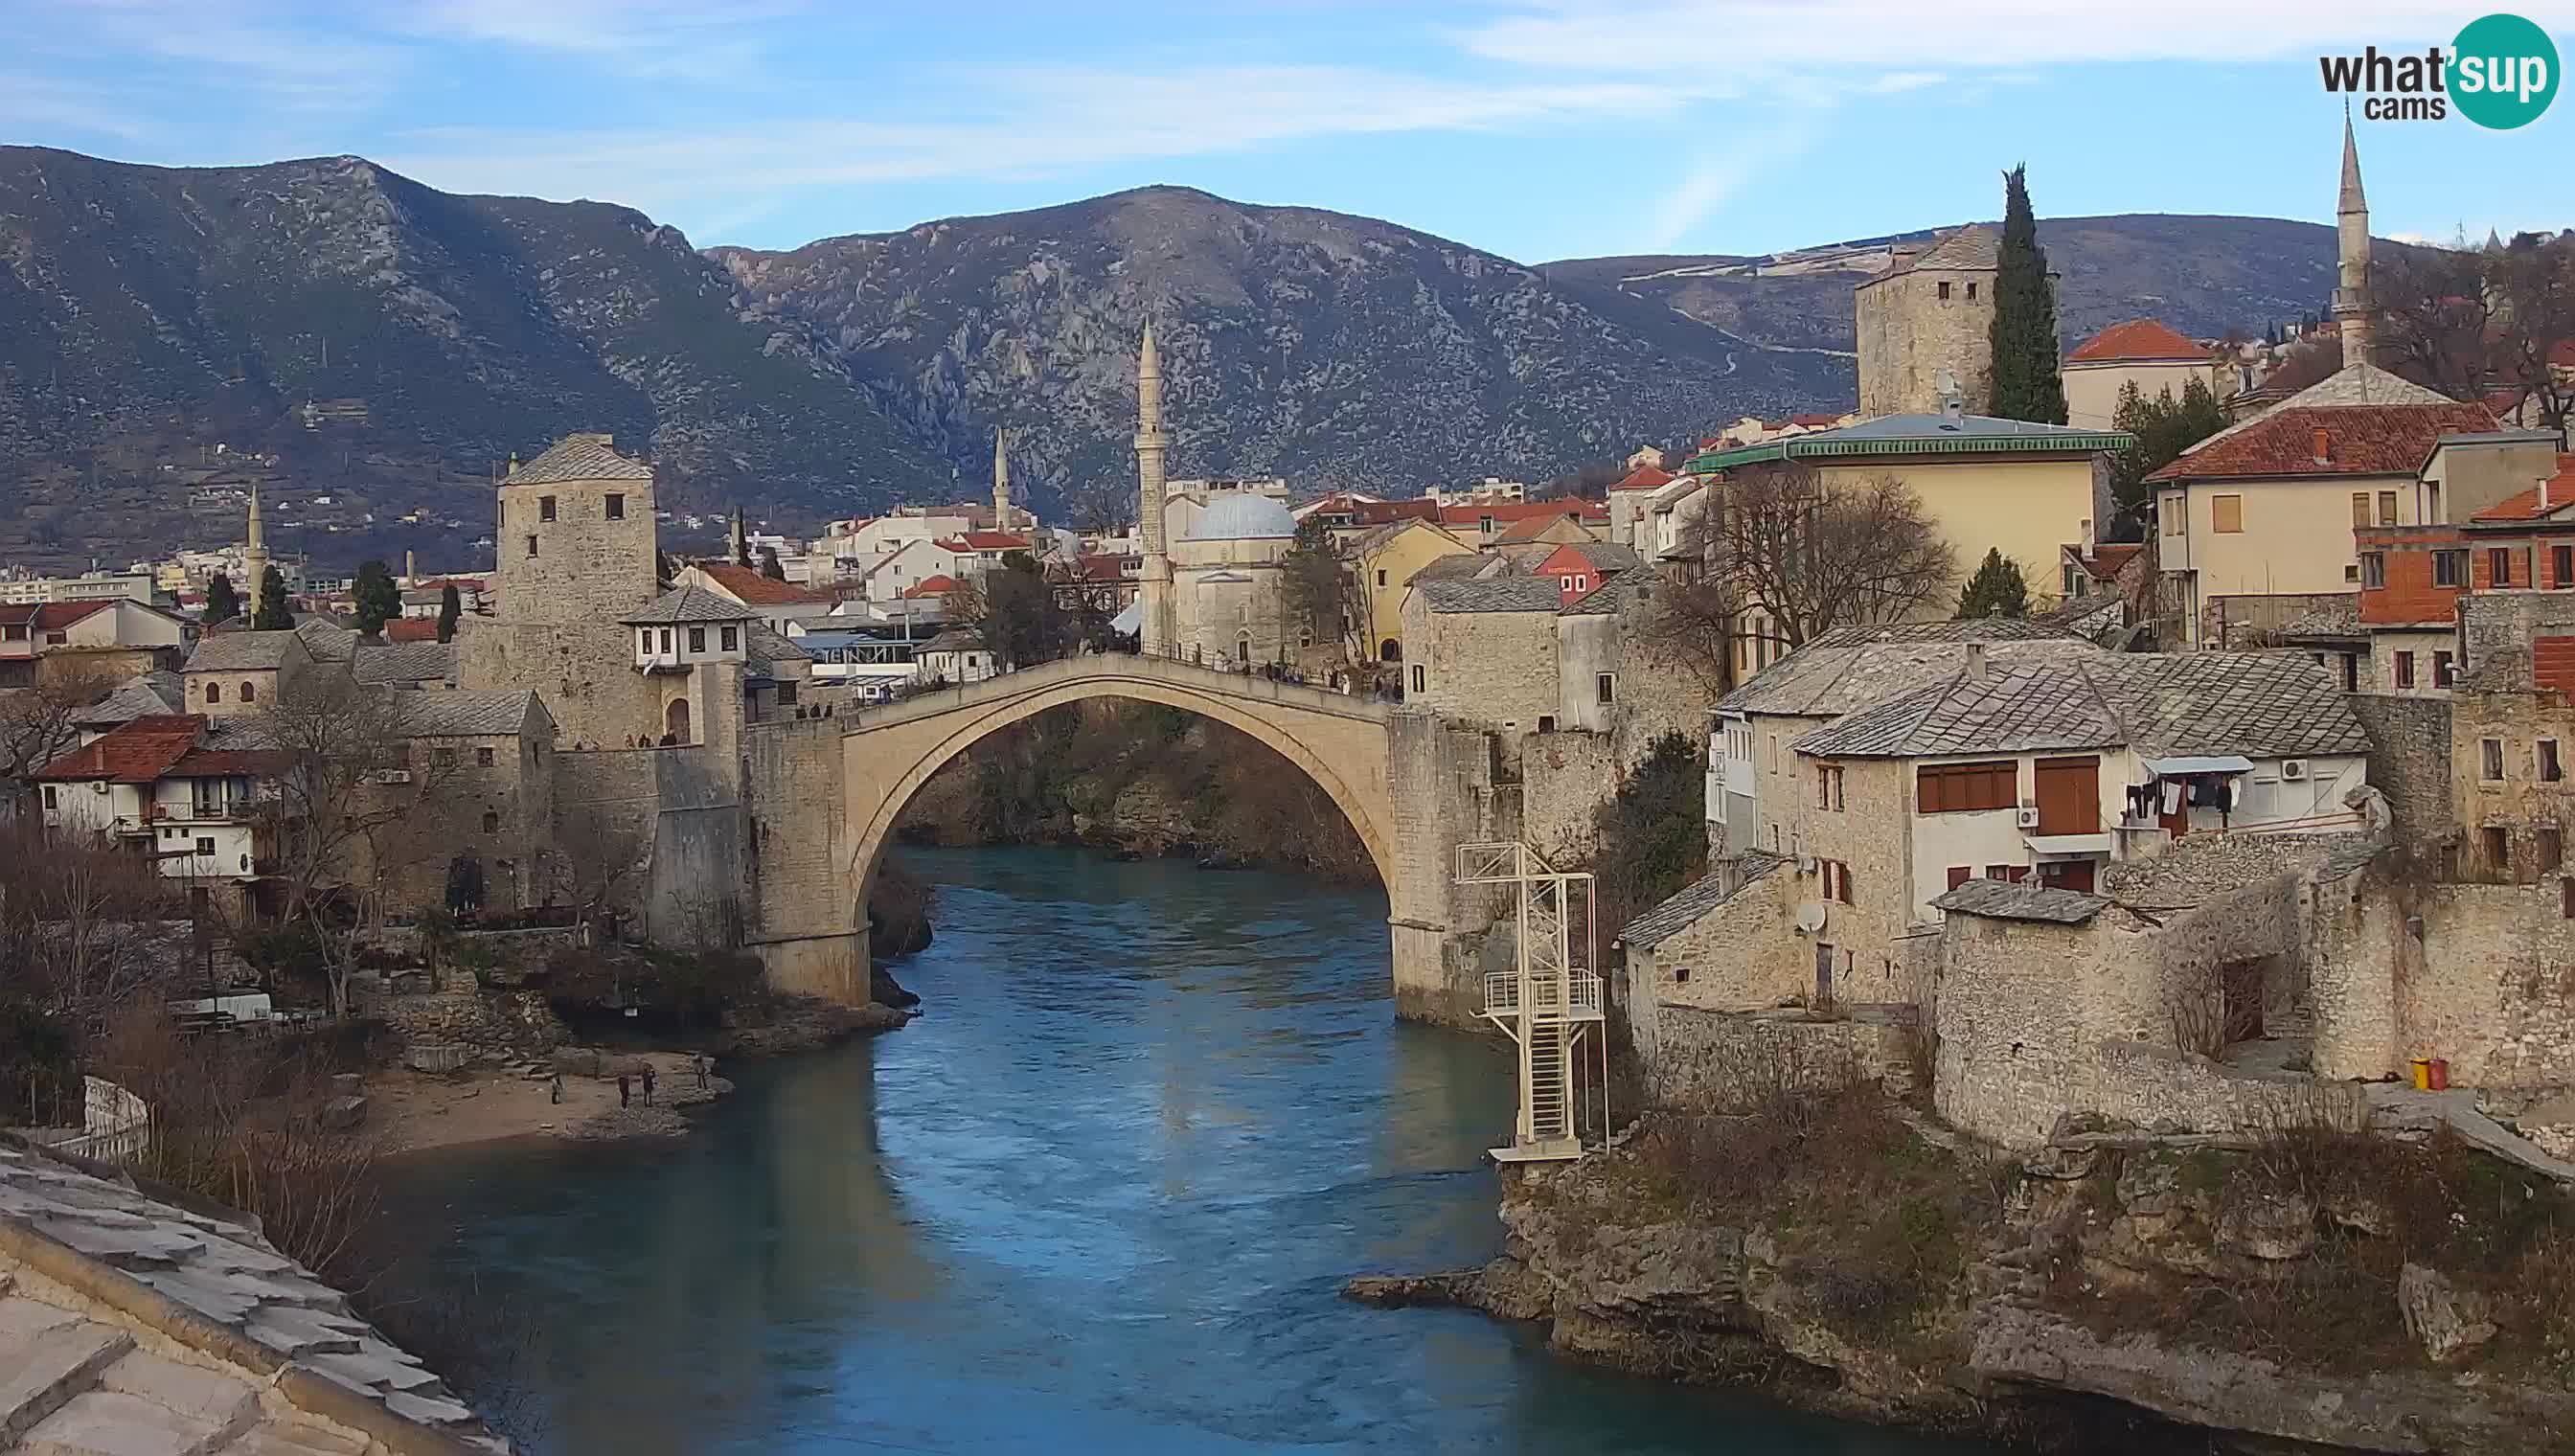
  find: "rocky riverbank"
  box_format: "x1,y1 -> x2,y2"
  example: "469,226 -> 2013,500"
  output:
1349,1096 -> 2575,1454
894,699 -> 1375,882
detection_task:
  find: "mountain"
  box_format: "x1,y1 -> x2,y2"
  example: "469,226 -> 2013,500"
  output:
0,146 -> 2355,570
708,185 -> 1846,512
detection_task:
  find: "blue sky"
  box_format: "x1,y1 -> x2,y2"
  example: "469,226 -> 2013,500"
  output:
7,2 -> 2570,261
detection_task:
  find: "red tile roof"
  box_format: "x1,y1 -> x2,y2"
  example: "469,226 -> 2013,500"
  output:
1608,465 -> 1676,492
1352,499 -> 1442,526
1436,499 -> 1607,527
693,561 -> 832,606
2067,319 -> 2207,363
166,747 -> 289,778
2146,402 -> 2499,483
384,618 -> 442,643
1066,555 -> 1135,582
32,601 -> 116,629
34,716 -> 206,783
1494,510 -> 1600,542
952,532 -> 1032,552
2470,455 -> 2575,522
903,575 -> 963,600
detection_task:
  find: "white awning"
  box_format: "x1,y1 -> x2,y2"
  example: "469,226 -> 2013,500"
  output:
2142,755 -> 2255,777
1110,600 -> 1143,634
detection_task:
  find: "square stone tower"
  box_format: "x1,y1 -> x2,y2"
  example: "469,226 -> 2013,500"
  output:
1855,226 -> 2003,418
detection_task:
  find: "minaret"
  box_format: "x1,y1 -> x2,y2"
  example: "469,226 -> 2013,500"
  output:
2333,113 -> 2375,368
729,504 -> 747,564
1134,323 -> 1174,655
991,428 -> 1014,534
241,482 -> 270,624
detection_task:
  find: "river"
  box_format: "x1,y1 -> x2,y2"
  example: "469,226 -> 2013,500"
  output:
383,846 -> 1996,1455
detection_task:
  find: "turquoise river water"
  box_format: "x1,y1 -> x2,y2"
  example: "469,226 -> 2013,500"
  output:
383,846 -> 1998,1455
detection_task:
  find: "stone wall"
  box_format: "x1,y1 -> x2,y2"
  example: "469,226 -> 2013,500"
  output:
358,984 -> 567,1057
2451,682 -> 2575,880
2348,693 -> 2455,842
1643,1004 -> 1918,1109
1856,265 -> 1995,418
2085,1041 -> 2367,1136
1519,729 -> 1622,864
552,748 -> 661,914
1385,711 -> 1522,1025
456,618 -> 665,749
1402,593 -> 1561,734
741,717 -> 866,1002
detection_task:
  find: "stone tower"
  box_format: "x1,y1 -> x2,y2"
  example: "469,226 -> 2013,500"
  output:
991,428 -> 1014,534
1134,323 -> 1175,655
240,482 -> 269,620
1853,226 -> 2003,419
2333,114 -> 2376,367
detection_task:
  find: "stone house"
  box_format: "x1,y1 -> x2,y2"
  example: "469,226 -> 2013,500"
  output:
1855,224 -> 2009,419
178,628 -> 316,718
914,627 -> 995,686
1605,463 -> 1676,549
1346,517 -> 1474,662
366,690 -> 558,914
1400,577 -> 1564,732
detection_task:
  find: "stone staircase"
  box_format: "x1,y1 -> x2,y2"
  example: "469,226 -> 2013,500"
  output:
0,1285 -> 365,1456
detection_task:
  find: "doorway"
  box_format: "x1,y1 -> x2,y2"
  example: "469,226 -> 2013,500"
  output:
665,695 -> 693,745
1814,943 -> 1835,1011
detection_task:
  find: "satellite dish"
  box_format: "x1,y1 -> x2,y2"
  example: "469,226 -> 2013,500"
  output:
1794,902 -> 1829,935
1934,367 -> 1960,397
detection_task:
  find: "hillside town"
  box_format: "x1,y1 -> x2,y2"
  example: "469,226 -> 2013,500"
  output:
8,108 -> 2575,1456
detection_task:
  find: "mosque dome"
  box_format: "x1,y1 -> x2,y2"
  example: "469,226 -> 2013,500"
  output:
1183,493 -> 1297,542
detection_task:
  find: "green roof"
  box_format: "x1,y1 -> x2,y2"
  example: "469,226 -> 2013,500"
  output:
1686,415 -> 2132,474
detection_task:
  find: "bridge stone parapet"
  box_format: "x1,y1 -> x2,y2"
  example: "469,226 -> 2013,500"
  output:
839,654 -> 1501,1023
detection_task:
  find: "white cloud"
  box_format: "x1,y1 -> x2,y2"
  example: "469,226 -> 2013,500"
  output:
1640,115 -> 1820,250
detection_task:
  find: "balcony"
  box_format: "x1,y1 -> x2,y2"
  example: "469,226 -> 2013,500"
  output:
1482,971 -> 1605,1022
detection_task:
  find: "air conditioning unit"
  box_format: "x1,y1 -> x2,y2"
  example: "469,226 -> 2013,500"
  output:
366,768 -> 414,785
2281,759 -> 2309,782
2016,807 -> 2041,829
1796,853 -> 1816,875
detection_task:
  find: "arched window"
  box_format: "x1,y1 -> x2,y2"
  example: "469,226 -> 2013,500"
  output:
205,683 -> 220,704
482,810 -> 500,834
239,681 -> 256,703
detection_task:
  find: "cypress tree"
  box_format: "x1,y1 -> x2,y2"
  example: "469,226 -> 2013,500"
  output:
252,566 -> 292,629
436,583 -> 462,642
1956,548 -> 2030,620
353,558 -> 401,637
1986,164 -> 2068,423
205,572 -> 239,625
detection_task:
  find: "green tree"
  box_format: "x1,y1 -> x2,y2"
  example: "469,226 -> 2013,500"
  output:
760,546 -> 786,581
2107,377 -> 2229,538
1987,164 -> 2068,423
352,559 -> 400,637
435,583 -> 462,643
977,556 -> 1074,670
1955,548 -> 2030,619
252,566 -> 292,630
1585,732 -> 1708,940
1280,515 -> 1355,658
204,572 -> 239,626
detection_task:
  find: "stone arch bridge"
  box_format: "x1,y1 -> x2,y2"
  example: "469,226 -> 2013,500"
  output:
821,654 -> 1512,1022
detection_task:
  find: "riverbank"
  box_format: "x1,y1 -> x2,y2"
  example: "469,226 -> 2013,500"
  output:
371,1050 -> 734,1153
1348,1090 -> 2575,1454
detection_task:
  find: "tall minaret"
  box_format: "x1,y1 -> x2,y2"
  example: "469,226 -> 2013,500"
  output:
2333,112 -> 2375,368
1134,323 -> 1174,654
241,482 -> 270,623
729,504 -> 747,564
991,428 -> 1014,534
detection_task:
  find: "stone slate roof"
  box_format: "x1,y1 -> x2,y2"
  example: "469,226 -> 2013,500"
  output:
1407,553 -> 1514,584
294,619 -> 360,664
622,583 -> 761,626
1929,878 -> 2109,923
0,1138 -> 502,1451
504,433 -> 651,486
1792,648 -> 2371,761
393,690 -> 548,739
1417,578 -> 1567,614
1561,570 -> 1662,616
183,630 -> 306,673
351,641 -> 455,686
1717,619 -> 2080,717
1879,225 -> 1999,274
1620,852 -> 1787,949
743,623 -> 809,673
78,671 -> 183,728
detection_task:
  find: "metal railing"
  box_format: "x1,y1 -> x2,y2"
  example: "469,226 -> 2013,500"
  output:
1482,970 -> 1604,1019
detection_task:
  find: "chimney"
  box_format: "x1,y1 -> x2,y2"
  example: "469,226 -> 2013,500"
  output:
2080,516 -> 2096,554
2313,427 -> 2333,465
1966,642 -> 1989,682
403,549 -> 416,582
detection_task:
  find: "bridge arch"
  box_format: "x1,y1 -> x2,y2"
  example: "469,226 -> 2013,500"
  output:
841,657 -> 1401,911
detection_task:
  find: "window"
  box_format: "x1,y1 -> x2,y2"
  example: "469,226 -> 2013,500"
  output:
539,495 -> 558,522
1537,716 -> 1556,733
2162,495 -> 2181,536
1917,760 -> 2017,813
2485,825 -> 2512,873
2350,492 -> 2372,528
1376,568 -> 1388,587
777,681 -> 800,708
432,746 -> 458,769
1819,859 -> 1855,904
476,746 -> 496,767
1815,763 -> 1845,811
194,837 -> 214,856
2360,553 -> 2385,588
2345,564 -> 2360,583
2212,494 -> 2244,534
205,683 -> 220,704
720,626 -> 738,651
2427,483 -> 2444,523
2378,490 -> 2398,526
605,493 -> 625,520
2492,547 -> 2514,586
2483,738 -> 2506,781
1596,672 -> 1616,705
2434,651 -> 2455,689
526,535 -> 538,557
239,681 -> 255,703
1937,281 -> 1951,300
659,628 -> 673,653
1965,282 -> 1978,301
1674,966 -> 1691,984
2395,652 -> 2416,689
2564,877 -> 2575,920
482,811 -> 499,834
639,629 -> 653,655
1946,866 -> 1971,890
689,626 -> 707,653
2544,739 -> 2564,783
2558,546 -> 2573,589
2541,827 -> 2564,875
2435,550 -> 2466,587
1409,665 -> 1425,694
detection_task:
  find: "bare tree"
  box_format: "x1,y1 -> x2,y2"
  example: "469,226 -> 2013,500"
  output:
2262,333 -> 2344,396
2379,243 -> 2500,400
2491,233 -> 2575,429
551,803 -> 649,933
1693,463 -> 1956,652
1060,474 -> 1137,535
0,672 -> 114,792
0,821 -> 174,1046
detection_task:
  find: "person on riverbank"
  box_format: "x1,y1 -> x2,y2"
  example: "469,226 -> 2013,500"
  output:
641,1065 -> 656,1105
693,1054 -> 709,1089
617,1073 -> 630,1108
550,1072 -> 563,1104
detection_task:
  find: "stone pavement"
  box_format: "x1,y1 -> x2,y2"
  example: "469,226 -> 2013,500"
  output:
0,1139 -> 505,1455
2366,1083 -> 2575,1183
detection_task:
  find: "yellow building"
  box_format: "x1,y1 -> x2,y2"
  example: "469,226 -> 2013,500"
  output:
1681,408 -> 2131,619
2062,318 -> 2231,431
1346,517 -> 1473,663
